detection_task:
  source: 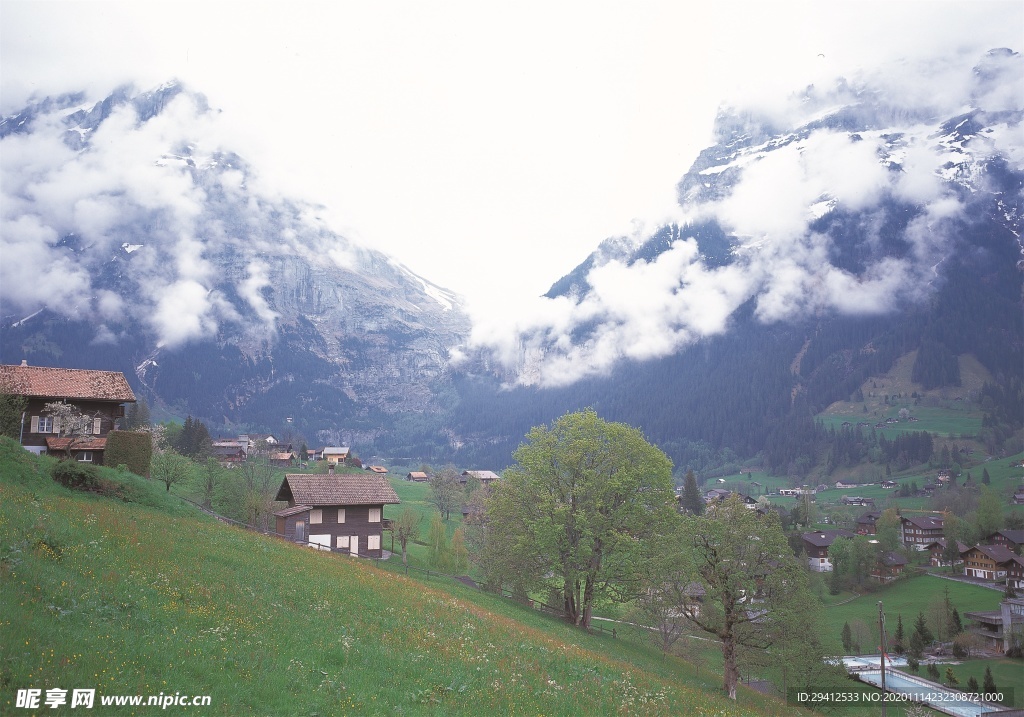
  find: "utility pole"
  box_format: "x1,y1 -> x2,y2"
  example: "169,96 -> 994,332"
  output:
878,601 -> 887,717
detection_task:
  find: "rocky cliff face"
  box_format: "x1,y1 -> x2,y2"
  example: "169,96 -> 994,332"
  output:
0,82 -> 470,446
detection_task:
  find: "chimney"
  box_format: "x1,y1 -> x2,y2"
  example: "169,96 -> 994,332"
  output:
20,359 -> 28,367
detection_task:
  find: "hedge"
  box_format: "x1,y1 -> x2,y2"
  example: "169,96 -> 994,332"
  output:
105,430 -> 152,477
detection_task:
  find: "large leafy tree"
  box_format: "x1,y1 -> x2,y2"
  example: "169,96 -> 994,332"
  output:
679,495 -> 813,700
484,409 -> 677,628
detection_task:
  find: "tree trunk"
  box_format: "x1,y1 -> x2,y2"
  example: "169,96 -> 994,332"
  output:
402,543 -> 408,566
722,636 -> 738,699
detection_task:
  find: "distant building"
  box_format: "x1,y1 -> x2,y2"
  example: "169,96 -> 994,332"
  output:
961,544 -> 1016,581
899,514 -> 944,549
801,530 -> 855,572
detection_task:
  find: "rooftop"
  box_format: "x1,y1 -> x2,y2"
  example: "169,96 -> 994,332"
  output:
0,363 -> 135,402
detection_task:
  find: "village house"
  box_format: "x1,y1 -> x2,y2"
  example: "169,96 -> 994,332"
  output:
801,530 -> 855,572
899,514 -> 944,549
870,551 -> 908,582
406,471 -> 429,481
321,447 -> 350,466
273,473 -> 399,558
923,538 -> 969,567
842,496 -> 875,507
1013,487 -> 1024,506
1005,554 -> 1024,591
211,441 -> 247,466
960,544 -> 1016,581
0,361 -> 136,465
366,465 -> 388,475
461,470 -> 500,485
269,451 -> 296,467
705,489 -> 758,509
855,510 -> 882,535
985,529 -> 1024,555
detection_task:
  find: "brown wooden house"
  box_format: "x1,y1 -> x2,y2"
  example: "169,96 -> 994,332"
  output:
1004,555 -> 1024,591
273,473 -> 399,558
985,530 -> 1024,555
801,530 -> 854,572
0,361 -> 135,465
961,544 -> 1017,581
855,510 -> 882,535
923,538 -> 968,567
870,551 -> 908,582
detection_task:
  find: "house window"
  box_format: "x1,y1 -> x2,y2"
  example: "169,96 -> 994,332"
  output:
368,507 -> 381,523
337,535 -> 349,549
93,417 -> 102,435
367,535 -> 380,551
36,416 -> 53,433
310,509 -> 323,524
337,508 -> 346,523
77,452 -> 93,463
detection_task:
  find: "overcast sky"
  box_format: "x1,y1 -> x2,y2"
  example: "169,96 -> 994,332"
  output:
2,0 -> 1021,322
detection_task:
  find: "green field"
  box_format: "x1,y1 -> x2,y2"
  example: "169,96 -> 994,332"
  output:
1,439 -> 802,716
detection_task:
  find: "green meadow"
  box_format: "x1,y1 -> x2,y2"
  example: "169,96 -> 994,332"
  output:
0,439 -> 796,716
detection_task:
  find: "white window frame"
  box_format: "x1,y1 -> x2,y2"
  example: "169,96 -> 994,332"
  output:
367,535 -> 381,551
368,507 -> 381,523
77,451 -> 94,463
36,416 -> 53,433
92,417 -> 102,435
310,509 -> 323,524
337,535 -> 350,549
337,508 -> 346,523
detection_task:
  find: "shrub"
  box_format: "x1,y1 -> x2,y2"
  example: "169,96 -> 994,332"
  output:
52,461 -> 99,491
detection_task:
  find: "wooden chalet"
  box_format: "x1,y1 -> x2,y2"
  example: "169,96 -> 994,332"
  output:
899,514 -> 943,549
366,465 -> 388,475
0,361 -> 135,465
1005,555 -> 1024,591
961,544 -> 1016,581
870,551 -> 908,582
923,538 -> 968,567
406,471 -> 429,481
273,473 -> 399,558
855,510 -> 882,535
985,529 -> 1024,555
801,530 -> 854,572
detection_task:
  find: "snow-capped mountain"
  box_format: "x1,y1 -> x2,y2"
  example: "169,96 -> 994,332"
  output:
0,82 -> 470,445
484,48 -> 1023,388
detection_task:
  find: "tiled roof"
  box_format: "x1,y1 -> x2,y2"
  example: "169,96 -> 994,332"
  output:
878,551 -> 908,566
989,529 -> 1024,545
45,436 -> 108,451
276,474 -> 400,506
0,364 -> 135,402
462,470 -> 500,482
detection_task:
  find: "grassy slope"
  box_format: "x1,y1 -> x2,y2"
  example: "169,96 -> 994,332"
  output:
1,440 -> 797,717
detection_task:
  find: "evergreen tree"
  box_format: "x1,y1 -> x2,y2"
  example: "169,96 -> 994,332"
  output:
914,611 -> 934,644
945,666 -> 958,687
967,676 -> 980,693
893,613 -> 905,655
841,622 -> 853,653
983,666 -> 997,695
982,467 -> 991,485
681,469 -> 703,514
950,607 -> 962,636
927,663 -> 940,681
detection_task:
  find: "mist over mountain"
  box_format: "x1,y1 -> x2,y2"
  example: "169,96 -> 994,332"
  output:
465,48 -> 1023,388
0,82 -> 470,449
1,49 -> 1021,469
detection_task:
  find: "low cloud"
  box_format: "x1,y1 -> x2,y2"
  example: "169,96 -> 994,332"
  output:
0,86 -> 312,347
469,49 -> 1023,387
